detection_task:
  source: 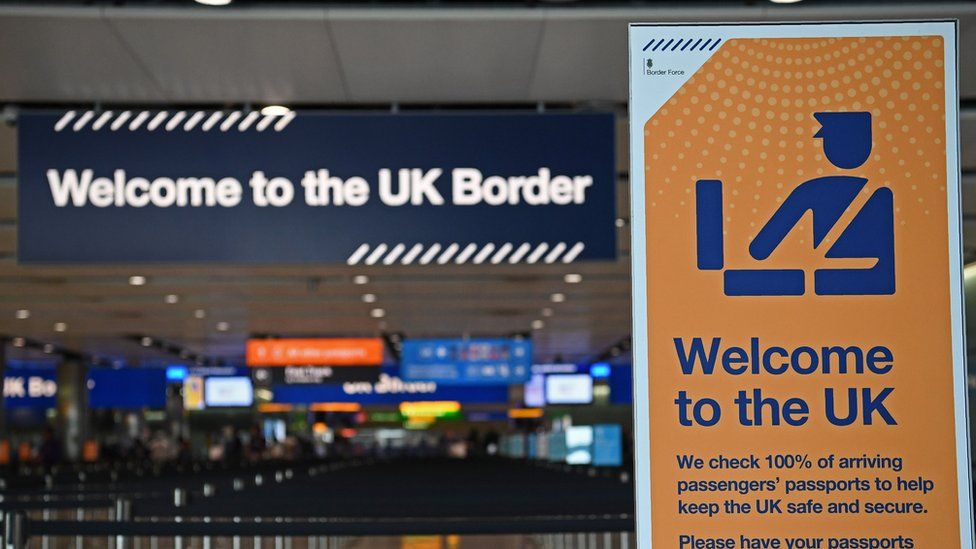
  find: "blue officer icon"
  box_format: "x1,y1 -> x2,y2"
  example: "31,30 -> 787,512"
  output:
695,111 -> 895,296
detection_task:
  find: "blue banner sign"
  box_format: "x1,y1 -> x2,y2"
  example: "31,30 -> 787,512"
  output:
400,338 -> 532,385
4,363 -> 57,409
87,368 -> 167,409
19,111 -> 616,264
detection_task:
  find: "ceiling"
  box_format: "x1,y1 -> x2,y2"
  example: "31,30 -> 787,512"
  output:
0,1 -> 973,365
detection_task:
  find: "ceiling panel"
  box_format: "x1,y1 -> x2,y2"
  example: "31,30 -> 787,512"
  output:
0,7 -> 164,102
105,7 -> 347,103
328,11 -> 544,103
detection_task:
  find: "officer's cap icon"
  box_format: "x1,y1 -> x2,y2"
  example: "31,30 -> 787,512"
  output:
813,111 -> 872,169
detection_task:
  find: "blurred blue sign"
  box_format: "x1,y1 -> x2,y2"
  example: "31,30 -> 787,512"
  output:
4,363 -> 57,409
166,365 -> 188,381
609,365 -> 633,404
87,368 -> 167,409
589,362 -> 611,379
593,424 -> 623,467
400,338 -> 532,385
466,411 -> 509,422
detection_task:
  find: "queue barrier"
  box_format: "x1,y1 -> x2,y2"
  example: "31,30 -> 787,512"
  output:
1,459 -> 635,548
5,511 -> 635,549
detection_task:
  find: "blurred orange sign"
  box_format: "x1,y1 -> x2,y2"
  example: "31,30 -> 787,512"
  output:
246,338 -> 383,367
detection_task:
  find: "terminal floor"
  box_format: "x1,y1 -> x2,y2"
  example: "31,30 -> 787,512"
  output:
135,458 -> 634,519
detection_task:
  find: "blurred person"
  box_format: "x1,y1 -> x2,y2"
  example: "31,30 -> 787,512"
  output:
246,425 -> 266,461
38,426 -> 62,470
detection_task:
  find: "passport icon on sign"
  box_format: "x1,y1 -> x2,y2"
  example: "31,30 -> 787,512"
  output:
695,112 -> 895,296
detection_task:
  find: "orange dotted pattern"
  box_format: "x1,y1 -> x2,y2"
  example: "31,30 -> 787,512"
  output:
640,36 -> 962,547
644,36 -> 947,271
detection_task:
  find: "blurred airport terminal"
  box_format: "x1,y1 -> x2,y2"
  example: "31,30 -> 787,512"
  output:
0,0 -> 973,548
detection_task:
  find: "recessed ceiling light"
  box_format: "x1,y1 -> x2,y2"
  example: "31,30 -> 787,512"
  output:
216,321 -> 230,332
194,0 -> 232,5
362,293 -> 377,303
550,293 -> 566,303
260,105 -> 291,116
541,307 -> 554,317
615,218 -> 627,228
15,309 -> 29,320
141,337 -> 153,347
12,337 -> 25,347
353,275 -> 369,285
129,275 -> 147,286
43,344 -> 54,354
194,309 -> 206,319
53,322 -> 67,333
531,320 -> 545,330
370,308 -> 386,318
165,294 -> 179,304
564,273 -> 583,284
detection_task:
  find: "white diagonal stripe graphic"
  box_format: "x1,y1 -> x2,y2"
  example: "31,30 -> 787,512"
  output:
54,111 -> 76,132
544,242 -> 567,264
128,111 -> 150,131
508,243 -> 532,264
473,244 -> 496,264
255,114 -> 276,132
220,111 -> 242,132
147,111 -> 169,131
561,242 -> 585,263
490,243 -> 513,264
365,244 -> 389,265
419,244 -> 442,265
383,243 -> 406,265
91,111 -> 114,131
165,111 -> 187,131
110,111 -> 132,131
454,243 -> 478,264
274,111 -> 296,131
526,243 -> 549,264
202,112 -> 223,131
437,243 -> 460,264
346,244 -> 370,265
238,111 -> 260,131
72,111 -> 94,131
400,244 -> 424,265
183,111 -> 206,131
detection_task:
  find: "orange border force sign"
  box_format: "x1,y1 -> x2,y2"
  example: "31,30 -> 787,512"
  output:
245,338 -> 384,367
629,22 -> 973,549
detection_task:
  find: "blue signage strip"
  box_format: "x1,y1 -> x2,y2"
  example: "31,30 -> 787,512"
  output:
400,338 -> 532,385
18,111 -> 616,264
87,368 -> 167,409
4,362 -> 58,409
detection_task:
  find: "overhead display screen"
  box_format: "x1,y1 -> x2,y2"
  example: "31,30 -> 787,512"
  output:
544,374 -> 593,404
204,377 -> 254,407
18,112 -> 616,265
400,338 -> 532,385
